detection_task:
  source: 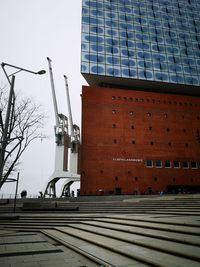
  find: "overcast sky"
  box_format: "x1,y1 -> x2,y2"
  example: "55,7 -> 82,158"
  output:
0,0 -> 87,197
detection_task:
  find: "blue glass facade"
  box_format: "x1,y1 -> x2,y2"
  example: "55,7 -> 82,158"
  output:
81,0 -> 200,90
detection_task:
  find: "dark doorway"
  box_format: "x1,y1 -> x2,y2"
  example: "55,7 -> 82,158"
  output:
115,187 -> 122,195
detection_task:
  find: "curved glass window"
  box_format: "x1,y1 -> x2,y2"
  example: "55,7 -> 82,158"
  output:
106,56 -> 119,65
106,46 -> 119,54
87,1 -> 103,8
170,75 -> 184,83
138,70 -> 153,79
106,38 -> 118,46
137,42 -> 150,50
90,26 -> 104,34
106,67 -> 120,76
85,35 -> 103,43
155,72 -> 168,81
91,10 -> 104,16
91,65 -> 104,74
107,29 -> 118,36
85,54 -> 104,63
91,44 -> 104,53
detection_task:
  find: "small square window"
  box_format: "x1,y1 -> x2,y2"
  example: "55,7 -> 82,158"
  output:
182,161 -> 189,169
191,161 -> 198,169
156,160 -> 162,168
174,161 -> 180,168
165,160 -> 171,168
146,160 -> 153,168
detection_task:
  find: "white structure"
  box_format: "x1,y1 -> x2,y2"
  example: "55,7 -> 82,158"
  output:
43,58 -> 80,198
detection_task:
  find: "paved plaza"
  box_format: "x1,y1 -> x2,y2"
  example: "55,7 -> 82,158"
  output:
0,195 -> 200,266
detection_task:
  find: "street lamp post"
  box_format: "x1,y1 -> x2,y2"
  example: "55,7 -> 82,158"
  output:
0,62 -> 46,188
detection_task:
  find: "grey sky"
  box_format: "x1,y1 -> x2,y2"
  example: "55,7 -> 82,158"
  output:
0,0 -> 86,196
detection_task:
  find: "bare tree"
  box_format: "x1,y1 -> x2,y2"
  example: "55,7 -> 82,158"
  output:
0,86 -> 46,188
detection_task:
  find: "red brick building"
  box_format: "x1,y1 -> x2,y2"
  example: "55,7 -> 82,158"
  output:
80,86 -> 200,195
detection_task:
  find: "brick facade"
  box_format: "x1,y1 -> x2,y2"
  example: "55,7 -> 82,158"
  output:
80,86 -> 200,195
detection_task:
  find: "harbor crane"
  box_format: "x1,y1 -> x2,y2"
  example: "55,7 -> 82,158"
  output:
43,58 -> 80,197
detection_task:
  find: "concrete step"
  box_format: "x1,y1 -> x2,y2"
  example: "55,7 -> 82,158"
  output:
95,218 -> 200,235
42,229 -> 147,267
81,220 -> 200,246
63,222 -> 200,262
45,226 -> 200,267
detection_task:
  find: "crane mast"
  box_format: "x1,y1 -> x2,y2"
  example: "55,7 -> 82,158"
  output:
43,58 -> 80,198
47,57 -> 59,127
64,75 -> 74,138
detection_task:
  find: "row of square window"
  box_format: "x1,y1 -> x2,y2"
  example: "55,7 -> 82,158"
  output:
83,0 -> 200,13
82,12 -> 200,25
83,26 -> 200,40
81,40 -> 200,54
81,64 -> 200,85
111,111 -> 200,118
82,18 -> 200,34
113,140 -> 192,147
81,55 -> 200,72
111,96 -> 200,107
146,160 -> 199,169
82,43 -> 200,58
84,0 -> 199,7
82,34 -> 200,48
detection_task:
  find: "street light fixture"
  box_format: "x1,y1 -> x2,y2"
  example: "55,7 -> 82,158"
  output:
1,62 -> 46,84
0,61 -> 46,188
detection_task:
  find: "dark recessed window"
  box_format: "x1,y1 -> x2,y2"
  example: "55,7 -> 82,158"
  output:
112,96 -> 116,100
173,177 -> 176,182
174,161 -> 180,168
166,128 -> 170,132
197,116 -> 200,120
129,97 -> 133,101
149,126 -> 152,131
150,141 -> 154,145
168,142 -> 172,147
183,129 -> 186,133
165,160 -> 171,168
147,112 -> 151,117
182,115 -> 185,119
117,96 -> 121,100
131,125 -> 134,129
115,176 -> 118,181
185,143 -> 189,147
191,161 -> 198,169
113,139 -> 117,144
112,109 -> 117,114
156,160 -> 162,168
100,170 -> 103,174
135,177 -> 138,181
112,124 -> 116,128
124,97 -> 127,100
154,177 -> 157,182
146,160 -> 153,167
132,140 -> 135,144
191,178 -> 194,182
182,161 -> 189,168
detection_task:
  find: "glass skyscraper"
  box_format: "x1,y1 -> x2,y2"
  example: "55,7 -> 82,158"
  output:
81,0 -> 200,94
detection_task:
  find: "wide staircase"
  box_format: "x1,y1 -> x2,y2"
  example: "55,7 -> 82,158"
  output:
0,195 -> 200,266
